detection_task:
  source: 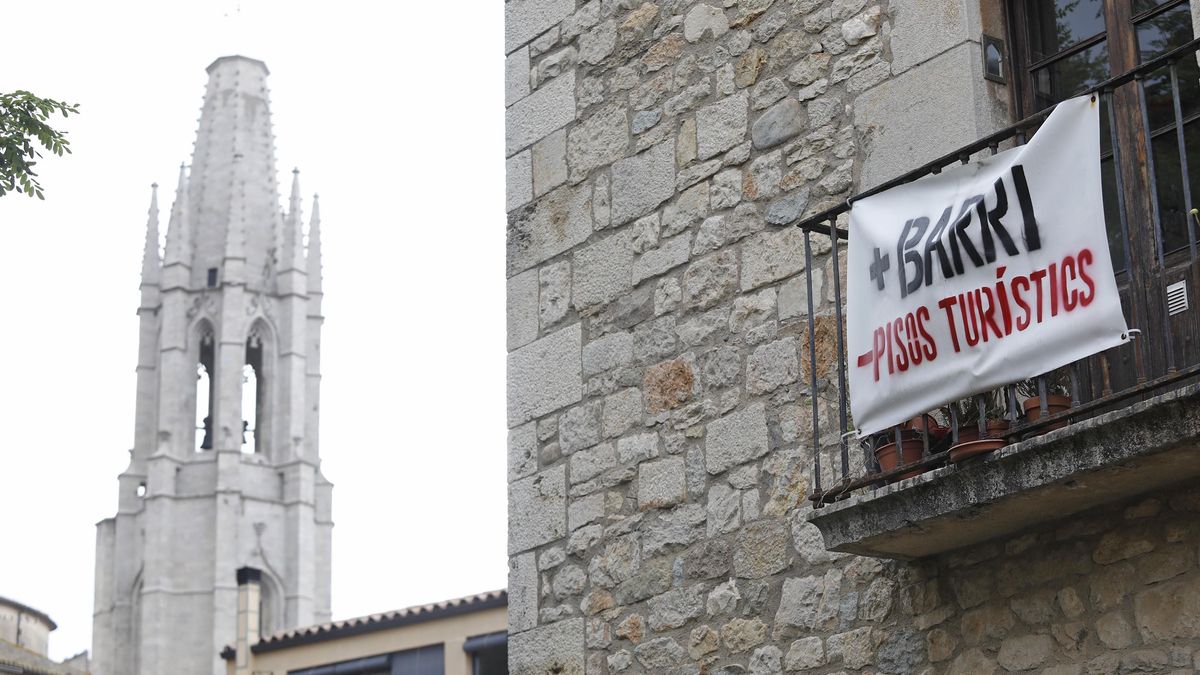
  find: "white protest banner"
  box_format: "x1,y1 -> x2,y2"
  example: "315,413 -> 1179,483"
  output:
847,95 -> 1129,436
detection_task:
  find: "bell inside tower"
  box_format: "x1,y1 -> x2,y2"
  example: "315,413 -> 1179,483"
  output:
244,331 -> 265,454
196,332 -> 215,451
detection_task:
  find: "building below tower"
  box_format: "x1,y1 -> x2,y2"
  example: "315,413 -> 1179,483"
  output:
0,595 -> 89,674
220,583 -> 507,675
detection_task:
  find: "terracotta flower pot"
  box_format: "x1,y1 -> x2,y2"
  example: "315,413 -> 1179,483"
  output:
949,419 -> 1010,463
902,412 -> 947,440
1023,394 -> 1071,430
874,430 -> 927,482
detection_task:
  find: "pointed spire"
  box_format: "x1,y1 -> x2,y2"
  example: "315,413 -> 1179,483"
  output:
282,168 -> 305,273
141,183 -> 161,287
307,194 -> 322,294
163,163 -> 191,270
188,56 -> 280,283
288,167 -> 301,214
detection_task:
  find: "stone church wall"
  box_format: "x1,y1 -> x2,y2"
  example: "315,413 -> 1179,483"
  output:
504,1 -> 1199,673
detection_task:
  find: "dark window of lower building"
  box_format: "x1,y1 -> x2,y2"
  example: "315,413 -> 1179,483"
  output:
391,644 -> 443,675
464,631 -> 508,675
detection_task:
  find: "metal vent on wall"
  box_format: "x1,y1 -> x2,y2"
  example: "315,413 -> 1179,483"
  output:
1167,280 -> 1189,316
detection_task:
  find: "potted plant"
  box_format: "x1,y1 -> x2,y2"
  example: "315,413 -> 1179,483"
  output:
871,428 -> 929,483
1017,369 -> 1072,430
903,411 -> 948,440
948,390 -> 1011,463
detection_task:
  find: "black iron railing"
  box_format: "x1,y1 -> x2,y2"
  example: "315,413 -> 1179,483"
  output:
802,38 -> 1200,506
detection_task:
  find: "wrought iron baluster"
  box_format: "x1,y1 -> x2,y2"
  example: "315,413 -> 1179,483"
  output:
976,395 -> 986,438
1037,375 -> 1048,419
893,425 -> 903,470
804,232 -> 821,490
828,219 -> 849,478
949,405 -> 960,445
1136,72 -> 1178,375
1169,63 -> 1197,264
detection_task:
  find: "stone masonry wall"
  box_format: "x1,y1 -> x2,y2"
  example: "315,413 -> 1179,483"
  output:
493,0 -> 1185,673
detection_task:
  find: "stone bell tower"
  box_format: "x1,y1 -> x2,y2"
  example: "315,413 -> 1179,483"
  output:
91,56 -> 332,675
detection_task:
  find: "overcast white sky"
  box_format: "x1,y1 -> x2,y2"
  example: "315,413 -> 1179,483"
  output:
0,1 -> 506,660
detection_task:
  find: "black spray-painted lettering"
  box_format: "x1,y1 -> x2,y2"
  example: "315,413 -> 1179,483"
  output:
889,163 -> 1043,299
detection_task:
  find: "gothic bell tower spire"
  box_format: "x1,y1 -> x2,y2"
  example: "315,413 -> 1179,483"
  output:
93,56 -> 332,675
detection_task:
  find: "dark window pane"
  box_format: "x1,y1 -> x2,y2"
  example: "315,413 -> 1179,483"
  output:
1101,156 -> 1128,272
1150,119 -> 1200,256
392,644 -> 445,675
1136,3 -> 1193,59
473,646 -> 509,675
1032,40 -> 1109,110
1132,0 -> 1181,18
1028,0 -> 1107,61
1137,5 -> 1200,129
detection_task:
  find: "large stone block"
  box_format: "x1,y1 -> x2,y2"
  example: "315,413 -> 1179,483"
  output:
612,141 -> 675,225
778,269 -> 824,320
590,534 -> 642,587
510,617 -> 586,675
996,634 -> 1052,671
507,150 -> 533,212
509,552 -> 538,633
647,585 -> 705,631
683,249 -> 739,310
508,422 -> 538,482
573,229 -> 635,308
505,0 -> 576,54
638,456 -> 686,510
697,91 -> 749,160
570,442 -> 617,483
733,518 -> 792,578
506,72 -> 577,156
604,389 -> 644,438
559,400 -> 603,453
746,337 -> 798,394
1133,574 -> 1200,641
683,3 -> 729,42
888,0 -> 979,73
644,356 -> 698,413
632,233 -> 691,286
533,128 -> 568,197
635,636 -> 687,668
539,259 -> 571,328
568,103 -> 629,183
508,323 -> 583,427
508,268 -> 539,350
583,330 -> 634,376
751,98 -> 805,150
855,43 -> 1006,189
705,402 -> 770,474
506,46 -> 532,106
741,227 -> 807,291
509,465 -> 567,554
508,182 -> 592,276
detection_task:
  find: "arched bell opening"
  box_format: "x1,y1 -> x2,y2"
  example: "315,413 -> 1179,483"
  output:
243,320 -> 274,456
193,321 -> 216,452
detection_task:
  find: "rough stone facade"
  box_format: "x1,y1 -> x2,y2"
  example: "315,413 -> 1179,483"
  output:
504,1 -> 1200,673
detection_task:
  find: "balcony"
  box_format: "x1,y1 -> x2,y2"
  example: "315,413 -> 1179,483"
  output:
800,38 -> 1200,560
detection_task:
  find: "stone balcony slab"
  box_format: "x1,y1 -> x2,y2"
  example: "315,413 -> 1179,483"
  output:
807,383 -> 1200,559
